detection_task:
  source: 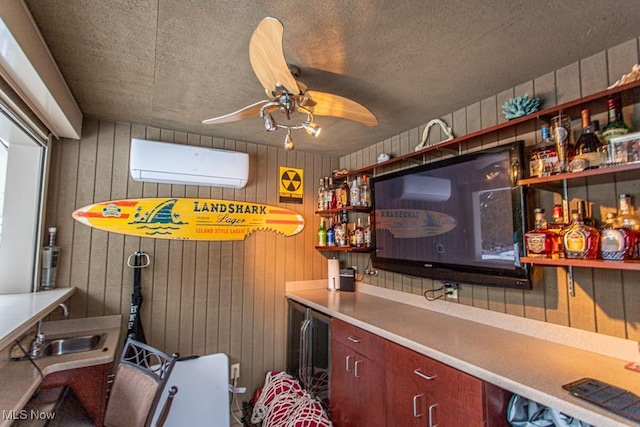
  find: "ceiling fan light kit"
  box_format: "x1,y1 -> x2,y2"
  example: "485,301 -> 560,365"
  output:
202,16 -> 377,151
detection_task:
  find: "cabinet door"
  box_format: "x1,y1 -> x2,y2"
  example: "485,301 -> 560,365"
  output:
436,360 -> 486,423
331,340 -> 386,427
331,340 -> 355,427
353,350 -> 386,427
385,340 -> 437,426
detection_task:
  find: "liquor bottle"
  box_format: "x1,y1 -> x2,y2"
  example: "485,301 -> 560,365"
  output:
328,177 -> 337,210
615,194 -> 640,231
327,218 -> 336,246
335,183 -> 343,209
335,219 -> 347,247
360,174 -> 371,207
575,109 -> 603,169
600,212 -> 637,260
529,125 -> 558,177
341,178 -> 350,207
40,227 -> 60,290
548,204 -> 567,257
560,209 -> 600,259
317,178 -> 325,211
321,177 -> 328,210
364,214 -> 372,248
577,200 -> 597,228
524,208 -> 558,258
601,96 -> 631,143
317,218 -> 327,247
348,222 -> 357,247
349,176 -> 360,207
354,217 -> 364,248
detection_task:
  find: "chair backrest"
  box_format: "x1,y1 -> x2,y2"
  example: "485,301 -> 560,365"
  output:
104,337 -> 178,427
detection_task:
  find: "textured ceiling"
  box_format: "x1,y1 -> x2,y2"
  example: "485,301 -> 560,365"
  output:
25,0 -> 640,155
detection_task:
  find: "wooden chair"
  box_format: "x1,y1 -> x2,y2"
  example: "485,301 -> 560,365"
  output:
103,337 -> 179,427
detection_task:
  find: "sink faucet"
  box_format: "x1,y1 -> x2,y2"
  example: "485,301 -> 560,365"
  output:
58,303 -> 69,317
30,321 -> 45,357
29,303 -> 69,357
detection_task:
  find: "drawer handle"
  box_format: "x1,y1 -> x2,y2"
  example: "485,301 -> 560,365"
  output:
428,403 -> 439,427
412,393 -> 424,418
345,355 -> 352,372
414,368 -> 436,381
347,336 -> 362,343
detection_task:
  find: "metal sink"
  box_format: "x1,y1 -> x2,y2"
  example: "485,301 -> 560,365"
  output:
10,334 -> 107,360
38,334 -> 106,357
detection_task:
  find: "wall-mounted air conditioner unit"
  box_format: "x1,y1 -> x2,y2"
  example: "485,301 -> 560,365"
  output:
130,138 -> 249,189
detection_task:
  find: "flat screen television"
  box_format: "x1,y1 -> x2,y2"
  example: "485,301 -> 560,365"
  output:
371,141 -> 531,289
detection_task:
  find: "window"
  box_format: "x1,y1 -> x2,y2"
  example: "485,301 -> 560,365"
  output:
0,110 -> 46,294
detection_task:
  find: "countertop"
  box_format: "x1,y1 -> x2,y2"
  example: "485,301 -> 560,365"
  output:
0,288 -> 76,350
286,282 -> 640,427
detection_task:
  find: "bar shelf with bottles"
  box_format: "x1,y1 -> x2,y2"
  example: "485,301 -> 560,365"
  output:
522,194 -> 640,272
519,92 -> 640,272
341,80 -> 640,179
315,173 -> 374,252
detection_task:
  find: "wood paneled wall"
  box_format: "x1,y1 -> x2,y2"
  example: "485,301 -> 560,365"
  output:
339,37 -> 640,341
45,119 -> 338,395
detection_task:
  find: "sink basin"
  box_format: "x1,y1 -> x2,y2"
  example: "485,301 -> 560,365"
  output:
37,334 -> 106,357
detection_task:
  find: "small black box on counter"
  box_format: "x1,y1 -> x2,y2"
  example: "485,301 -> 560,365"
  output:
339,268 -> 355,292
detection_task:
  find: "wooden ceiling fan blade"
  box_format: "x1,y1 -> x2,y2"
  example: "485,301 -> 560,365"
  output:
306,91 -> 378,126
249,17 -> 300,95
202,100 -> 269,125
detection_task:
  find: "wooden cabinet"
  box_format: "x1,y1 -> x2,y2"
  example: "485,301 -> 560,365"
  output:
385,340 -> 509,427
40,362 -> 112,426
331,318 -> 386,427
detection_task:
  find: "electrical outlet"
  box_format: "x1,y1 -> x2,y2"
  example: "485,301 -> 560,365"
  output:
230,363 -> 240,380
445,283 -> 458,301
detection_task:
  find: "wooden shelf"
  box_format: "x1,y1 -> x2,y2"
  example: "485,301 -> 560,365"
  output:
521,257 -> 640,271
340,80 -> 640,178
518,162 -> 640,189
316,206 -> 371,215
315,246 -> 372,253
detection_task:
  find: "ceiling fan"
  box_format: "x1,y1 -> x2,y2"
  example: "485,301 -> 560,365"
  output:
202,17 -> 378,150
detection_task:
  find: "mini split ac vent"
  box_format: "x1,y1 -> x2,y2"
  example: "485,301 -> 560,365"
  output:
130,138 -> 249,189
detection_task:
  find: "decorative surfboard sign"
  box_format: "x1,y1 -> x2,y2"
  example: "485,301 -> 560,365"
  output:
375,209 -> 456,238
72,198 -> 305,241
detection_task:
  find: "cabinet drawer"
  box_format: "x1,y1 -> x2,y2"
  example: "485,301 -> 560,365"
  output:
385,340 -> 439,391
333,318 -> 385,365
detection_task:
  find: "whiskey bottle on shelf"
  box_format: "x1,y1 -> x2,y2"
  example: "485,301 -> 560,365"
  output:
615,194 -> 640,231
560,209 -> 600,259
341,178 -> 350,207
360,174 -> 371,207
577,200 -> 597,228
529,125 -> 558,177
317,178 -> 325,211
364,214 -> 372,248
327,177 -> 336,210
548,204 -> 567,257
601,96 -> 631,143
600,212 -> 637,260
525,208 -> 559,258
354,217 -> 364,248
575,109 -> 603,169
